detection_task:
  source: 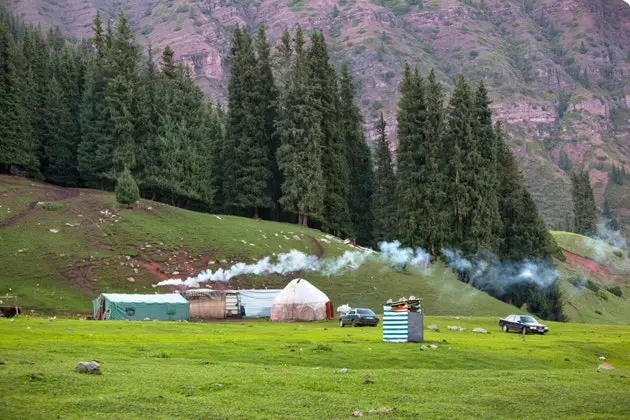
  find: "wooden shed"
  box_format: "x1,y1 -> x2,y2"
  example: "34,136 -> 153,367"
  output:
182,289 -> 241,320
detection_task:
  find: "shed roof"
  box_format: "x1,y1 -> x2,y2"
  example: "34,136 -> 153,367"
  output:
101,293 -> 188,304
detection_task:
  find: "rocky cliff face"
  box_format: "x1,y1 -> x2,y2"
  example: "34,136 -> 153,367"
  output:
10,0 -> 630,234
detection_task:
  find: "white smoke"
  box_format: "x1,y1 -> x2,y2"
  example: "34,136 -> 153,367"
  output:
595,221 -> 627,250
441,249 -> 558,294
154,240 -> 431,287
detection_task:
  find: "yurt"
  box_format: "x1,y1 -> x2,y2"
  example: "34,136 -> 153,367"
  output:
270,278 -> 333,321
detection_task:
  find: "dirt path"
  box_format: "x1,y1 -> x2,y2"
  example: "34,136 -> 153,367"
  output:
308,235 -> 325,258
0,185 -> 80,228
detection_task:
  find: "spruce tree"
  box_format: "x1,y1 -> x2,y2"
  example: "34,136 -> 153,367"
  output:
106,11 -> 140,174
421,69 -> 448,254
496,122 -> 559,260
308,31 -> 350,235
340,63 -> 373,245
276,26 -> 325,226
78,13 -> 112,187
395,64 -> 426,248
115,167 -> 140,207
223,27 -> 272,217
571,170 -> 597,236
254,24 -> 281,219
602,198 -> 620,231
442,74 -> 473,251
372,112 -> 397,243
161,45 -> 176,78
469,80 -> 501,252
0,21 -> 33,172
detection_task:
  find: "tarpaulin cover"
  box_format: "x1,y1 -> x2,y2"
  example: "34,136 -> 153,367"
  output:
271,279 -> 330,321
92,293 -> 189,321
240,289 -> 282,317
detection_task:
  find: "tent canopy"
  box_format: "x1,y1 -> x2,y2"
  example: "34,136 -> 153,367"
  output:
240,289 -> 282,317
271,279 -> 331,321
92,293 -> 189,321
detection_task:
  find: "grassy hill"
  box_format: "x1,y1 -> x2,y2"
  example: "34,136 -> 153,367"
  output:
0,175 -> 513,317
2,175 -> 629,323
1,317 -> 628,418
551,231 -> 630,325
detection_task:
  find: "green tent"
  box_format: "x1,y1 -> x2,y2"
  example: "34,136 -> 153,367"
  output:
92,293 -> 190,321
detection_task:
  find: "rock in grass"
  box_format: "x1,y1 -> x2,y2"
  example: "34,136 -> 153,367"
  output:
75,361 -> 101,374
352,411 -> 364,417
30,373 -> 45,381
337,368 -> 349,374
429,344 -> 438,349
0,360 -> 6,365
368,407 -> 393,414
472,328 -> 488,334
427,324 -> 439,331
598,363 -> 614,370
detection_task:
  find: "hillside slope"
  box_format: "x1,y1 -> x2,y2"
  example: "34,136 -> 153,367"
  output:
552,230 -> 630,324
2,176 -> 630,323
0,175 -> 514,316
9,0 -> 630,232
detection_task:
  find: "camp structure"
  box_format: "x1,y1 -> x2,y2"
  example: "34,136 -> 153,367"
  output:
92,293 -> 189,321
181,289 -> 242,320
270,278 -> 333,322
240,289 -> 282,317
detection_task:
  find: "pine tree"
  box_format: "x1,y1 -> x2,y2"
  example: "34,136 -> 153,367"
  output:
0,21 -> 33,172
421,69 -> 448,254
372,112 -> 397,243
115,167 -> 140,207
254,24 -> 281,219
136,41 -> 161,194
276,26 -> 325,226
571,170 -> 597,236
223,27 -> 272,217
161,45 -> 176,78
558,151 -> 572,171
443,74 -> 473,251
308,31 -> 350,235
340,63 -> 373,245
78,13 -> 112,187
106,11 -> 140,174
602,198 -> 620,231
496,122 -> 559,260
469,80 -> 501,252
395,64 -> 426,247
41,77 -> 76,185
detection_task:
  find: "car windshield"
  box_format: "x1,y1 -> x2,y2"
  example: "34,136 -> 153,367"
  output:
520,316 -> 537,323
357,309 -> 375,315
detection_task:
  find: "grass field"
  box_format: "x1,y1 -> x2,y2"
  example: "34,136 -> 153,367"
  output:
0,317 -> 628,419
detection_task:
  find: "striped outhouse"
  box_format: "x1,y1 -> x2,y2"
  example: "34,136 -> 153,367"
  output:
382,305 -> 409,342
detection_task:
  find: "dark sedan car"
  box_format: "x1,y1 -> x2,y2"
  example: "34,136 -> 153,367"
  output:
499,314 -> 549,334
339,308 -> 379,327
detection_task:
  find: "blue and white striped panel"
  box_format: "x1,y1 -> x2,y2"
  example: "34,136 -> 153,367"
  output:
383,305 -> 408,342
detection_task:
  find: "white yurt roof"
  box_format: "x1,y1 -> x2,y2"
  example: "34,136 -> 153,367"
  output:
273,278 -> 329,305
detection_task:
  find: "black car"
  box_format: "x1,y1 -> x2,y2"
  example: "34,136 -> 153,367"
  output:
339,308 -> 379,327
499,314 -> 549,335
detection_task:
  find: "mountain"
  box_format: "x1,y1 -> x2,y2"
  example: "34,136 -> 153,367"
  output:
8,0 -> 630,233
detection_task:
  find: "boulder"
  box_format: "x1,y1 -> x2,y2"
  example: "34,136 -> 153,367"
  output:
75,361 -> 101,374
472,328 -> 488,334
337,368 -> 349,374
427,324 -> 439,331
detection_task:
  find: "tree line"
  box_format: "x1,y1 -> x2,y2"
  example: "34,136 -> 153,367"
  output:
0,10 -> 565,318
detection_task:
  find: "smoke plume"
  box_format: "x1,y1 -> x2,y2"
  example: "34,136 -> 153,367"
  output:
154,240 -> 431,287
595,221 -> 627,250
441,249 -> 558,294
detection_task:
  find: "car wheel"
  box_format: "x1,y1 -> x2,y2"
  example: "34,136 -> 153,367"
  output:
352,321 -> 358,327
502,325 -> 508,333
339,320 -> 344,328
370,324 -> 377,327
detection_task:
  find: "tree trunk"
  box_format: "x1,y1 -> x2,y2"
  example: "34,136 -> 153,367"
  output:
298,213 -> 303,226
302,215 -> 309,227
253,207 -> 260,219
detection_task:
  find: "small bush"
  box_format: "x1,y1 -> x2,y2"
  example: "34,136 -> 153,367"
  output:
613,250 -> 622,258
607,286 -> 623,297
149,351 -> 170,358
313,344 -> 332,352
598,291 -> 608,301
594,310 -> 603,315
585,279 -> 600,292
174,25 -> 182,32
469,50 -> 479,59
140,26 -> 154,36
36,202 -> 64,211
176,4 -> 188,13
